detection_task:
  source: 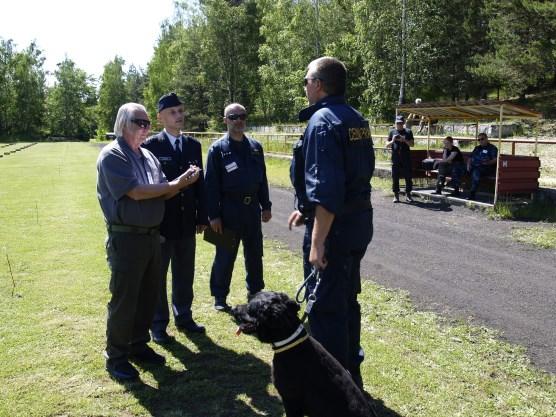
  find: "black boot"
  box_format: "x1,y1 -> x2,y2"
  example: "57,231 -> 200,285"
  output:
432,178 -> 444,195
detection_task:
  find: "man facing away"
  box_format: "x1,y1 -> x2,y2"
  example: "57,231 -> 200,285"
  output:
97,102 -> 200,380
288,57 -> 374,388
204,103 -> 272,311
142,93 -> 208,344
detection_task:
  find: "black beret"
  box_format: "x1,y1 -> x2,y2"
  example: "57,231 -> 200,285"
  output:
158,92 -> 183,112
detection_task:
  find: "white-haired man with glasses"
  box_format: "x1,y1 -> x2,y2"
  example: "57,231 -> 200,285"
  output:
96,102 -> 201,381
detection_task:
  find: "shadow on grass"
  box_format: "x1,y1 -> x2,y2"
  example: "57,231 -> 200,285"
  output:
122,331 -> 284,417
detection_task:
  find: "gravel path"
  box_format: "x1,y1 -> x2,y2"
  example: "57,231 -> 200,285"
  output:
263,186 -> 556,374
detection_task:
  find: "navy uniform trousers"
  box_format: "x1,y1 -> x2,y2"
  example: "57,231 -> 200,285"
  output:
303,209 -> 373,378
209,198 -> 264,299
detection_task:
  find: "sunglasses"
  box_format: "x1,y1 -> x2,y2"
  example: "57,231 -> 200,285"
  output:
303,77 -> 321,86
478,137 -> 487,141
131,118 -> 151,129
226,113 -> 247,121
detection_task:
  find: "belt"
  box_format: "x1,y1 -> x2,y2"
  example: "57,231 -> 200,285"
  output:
107,224 -> 159,235
224,191 -> 259,205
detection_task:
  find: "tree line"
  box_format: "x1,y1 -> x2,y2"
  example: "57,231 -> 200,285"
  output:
1,0 -> 555,139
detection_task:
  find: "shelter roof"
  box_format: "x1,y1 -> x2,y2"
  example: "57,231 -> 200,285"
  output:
397,100 -> 542,120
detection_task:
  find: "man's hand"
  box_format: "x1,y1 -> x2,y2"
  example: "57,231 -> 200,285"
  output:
196,224 -> 208,234
177,165 -> 201,188
261,210 -> 272,223
309,242 -> 327,270
288,210 -> 304,230
210,218 -> 223,234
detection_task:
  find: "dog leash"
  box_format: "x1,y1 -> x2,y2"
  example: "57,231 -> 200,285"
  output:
296,267 -> 321,324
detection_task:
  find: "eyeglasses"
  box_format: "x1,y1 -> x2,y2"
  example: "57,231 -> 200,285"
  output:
303,77 -> 321,86
226,113 -> 247,121
131,118 -> 151,129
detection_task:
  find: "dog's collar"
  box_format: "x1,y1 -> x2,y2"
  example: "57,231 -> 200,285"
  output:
272,324 -> 305,348
273,334 -> 309,354
272,324 -> 309,353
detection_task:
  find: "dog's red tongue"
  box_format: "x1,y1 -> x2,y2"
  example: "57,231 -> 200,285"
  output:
235,326 -> 242,336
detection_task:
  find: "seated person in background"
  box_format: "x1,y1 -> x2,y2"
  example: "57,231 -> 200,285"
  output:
432,136 -> 465,197
467,133 -> 498,200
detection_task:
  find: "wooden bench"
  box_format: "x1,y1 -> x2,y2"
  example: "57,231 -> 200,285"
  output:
409,149 -> 541,195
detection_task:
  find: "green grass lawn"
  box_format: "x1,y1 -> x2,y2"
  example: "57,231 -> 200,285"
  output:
0,142 -> 555,417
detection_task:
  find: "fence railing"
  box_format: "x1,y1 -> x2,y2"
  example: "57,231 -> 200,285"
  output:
184,131 -> 555,157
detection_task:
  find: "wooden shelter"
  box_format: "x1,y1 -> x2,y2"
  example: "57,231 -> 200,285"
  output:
396,100 -> 542,205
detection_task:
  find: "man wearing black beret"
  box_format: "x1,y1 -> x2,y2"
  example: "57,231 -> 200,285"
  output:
142,93 -> 208,343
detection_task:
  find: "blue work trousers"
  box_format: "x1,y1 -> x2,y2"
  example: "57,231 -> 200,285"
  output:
209,214 -> 264,299
391,154 -> 413,194
470,165 -> 496,192
151,235 -> 196,334
302,210 -> 372,378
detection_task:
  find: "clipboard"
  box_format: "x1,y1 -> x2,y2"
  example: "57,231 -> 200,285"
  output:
203,227 -> 239,251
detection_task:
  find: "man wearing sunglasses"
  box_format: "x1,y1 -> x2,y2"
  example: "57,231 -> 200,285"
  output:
205,103 -> 272,311
288,57 -> 374,389
142,93 -> 208,344
467,132 -> 498,200
97,102 -> 201,381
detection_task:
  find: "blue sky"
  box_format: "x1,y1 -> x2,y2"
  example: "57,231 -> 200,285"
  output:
0,0 -> 176,80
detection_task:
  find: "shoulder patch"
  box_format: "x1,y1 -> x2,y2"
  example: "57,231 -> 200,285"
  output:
349,127 -> 372,142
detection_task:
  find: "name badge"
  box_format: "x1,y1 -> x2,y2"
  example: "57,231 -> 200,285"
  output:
159,156 -> 172,161
225,162 -> 238,172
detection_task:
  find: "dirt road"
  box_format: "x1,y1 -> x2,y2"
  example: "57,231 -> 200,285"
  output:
263,186 -> 556,374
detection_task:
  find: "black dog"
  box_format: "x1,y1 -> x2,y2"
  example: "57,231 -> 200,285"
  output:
233,291 -> 375,417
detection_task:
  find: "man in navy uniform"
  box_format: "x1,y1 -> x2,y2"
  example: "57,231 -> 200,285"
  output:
466,132 -> 498,200
205,103 -> 272,311
97,102 -> 200,380
142,93 -> 208,343
386,115 -> 414,203
288,57 -> 374,388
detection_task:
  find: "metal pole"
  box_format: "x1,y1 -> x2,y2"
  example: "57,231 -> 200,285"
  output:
494,106 -> 503,206
314,0 -> 320,56
427,119 -> 431,157
398,0 -> 407,105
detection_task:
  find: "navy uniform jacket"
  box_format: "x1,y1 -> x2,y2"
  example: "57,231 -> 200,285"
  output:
143,132 -> 208,239
205,134 -> 271,228
291,95 -> 374,247
387,127 -> 414,162
470,143 -> 498,167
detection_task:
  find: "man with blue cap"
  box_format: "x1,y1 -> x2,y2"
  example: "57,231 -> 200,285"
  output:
386,115 -> 414,203
142,92 -> 207,343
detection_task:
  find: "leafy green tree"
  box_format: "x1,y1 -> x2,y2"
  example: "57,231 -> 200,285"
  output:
11,42 -> 47,136
126,65 -> 147,104
471,0 -> 556,98
257,0 -> 320,121
0,39 -> 16,135
201,0 -> 262,116
47,58 -> 96,138
97,56 -> 127,132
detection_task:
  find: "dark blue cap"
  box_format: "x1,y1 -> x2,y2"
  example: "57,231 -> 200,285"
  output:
395,115 -> 405,123
158,92 -> 183,112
